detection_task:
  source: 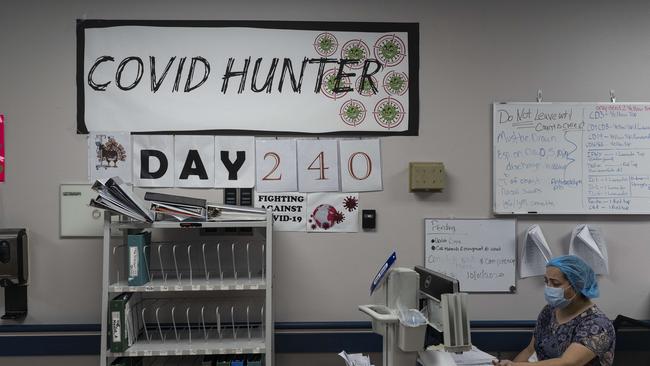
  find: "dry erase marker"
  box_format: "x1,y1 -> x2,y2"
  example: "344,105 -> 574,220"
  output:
370,251 -> 397,295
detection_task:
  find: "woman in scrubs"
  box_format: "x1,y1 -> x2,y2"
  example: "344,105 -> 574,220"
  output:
493,255 -> 615,366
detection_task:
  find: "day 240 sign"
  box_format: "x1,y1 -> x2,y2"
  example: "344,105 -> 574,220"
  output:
77,20 -> 419,135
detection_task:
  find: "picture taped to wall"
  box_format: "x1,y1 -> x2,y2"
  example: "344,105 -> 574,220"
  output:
88,131 -> 131,183
77,20 -> 419,136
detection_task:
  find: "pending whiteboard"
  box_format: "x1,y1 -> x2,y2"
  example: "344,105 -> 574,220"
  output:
424,219 -> 516,292
494,102 -> 650,214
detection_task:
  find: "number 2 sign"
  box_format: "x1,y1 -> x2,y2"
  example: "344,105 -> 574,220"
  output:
297,139 -> 340,192
255,139 -> 298,192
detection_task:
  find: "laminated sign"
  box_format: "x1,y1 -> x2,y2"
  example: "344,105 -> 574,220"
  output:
77,20 -> 419,135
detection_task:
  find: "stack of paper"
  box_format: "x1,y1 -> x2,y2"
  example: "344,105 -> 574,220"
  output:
338,351 -> 374,366
207,204 -> 267,221
450,346 -> 497,365
89,177 -> 154,222
520,224 -> 553,278
570,224 -> 609,275
419,346 -> 496,366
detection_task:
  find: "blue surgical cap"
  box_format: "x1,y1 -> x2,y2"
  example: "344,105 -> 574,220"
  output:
546,255 -> 599,299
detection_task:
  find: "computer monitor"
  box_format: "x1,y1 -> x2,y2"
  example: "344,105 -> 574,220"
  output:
414,266 -> 459,301
415,266 -> 471,353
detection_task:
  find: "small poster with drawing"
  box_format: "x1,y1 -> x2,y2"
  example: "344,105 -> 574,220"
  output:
88,131 -> 131,183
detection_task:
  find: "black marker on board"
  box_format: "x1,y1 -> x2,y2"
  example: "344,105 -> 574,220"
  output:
528,211 -> 538,214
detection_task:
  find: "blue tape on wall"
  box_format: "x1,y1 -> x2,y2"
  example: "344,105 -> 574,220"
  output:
0,321 -> 647,356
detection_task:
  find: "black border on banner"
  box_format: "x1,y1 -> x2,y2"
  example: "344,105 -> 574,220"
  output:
76,19 -> 420,136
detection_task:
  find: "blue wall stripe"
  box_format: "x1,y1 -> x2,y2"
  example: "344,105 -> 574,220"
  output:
0,321 -> 647,356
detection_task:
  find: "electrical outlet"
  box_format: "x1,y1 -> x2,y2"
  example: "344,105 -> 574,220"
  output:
409,162 -> 445,191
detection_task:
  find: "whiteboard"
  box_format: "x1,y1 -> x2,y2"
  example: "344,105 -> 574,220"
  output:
424,219 -> 516,292
494,103 -> 650,214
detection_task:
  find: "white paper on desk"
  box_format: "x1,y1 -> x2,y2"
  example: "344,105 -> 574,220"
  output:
520,224 -> 553,278
570,224 -> 609,275
338,351 -> 374,366
450,345 -> 497,365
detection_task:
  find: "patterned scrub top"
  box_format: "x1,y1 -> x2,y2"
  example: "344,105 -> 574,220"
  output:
534,304 -> 615,366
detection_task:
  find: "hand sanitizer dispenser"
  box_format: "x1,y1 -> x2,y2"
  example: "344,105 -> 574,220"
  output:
0,228 -> 28,319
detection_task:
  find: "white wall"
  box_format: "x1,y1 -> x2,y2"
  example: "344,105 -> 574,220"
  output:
1,0 -> 649,328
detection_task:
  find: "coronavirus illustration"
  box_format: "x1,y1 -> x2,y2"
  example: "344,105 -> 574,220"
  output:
383,71 -> 409,96
341,39 -> 370,69
321,69 -> 351,100
309,204 -> 345,230
374,97 -> 405,129
374,35 -> 406,67
314,32 -> 338,57
343,196 -> 359,212
340,99 -> 367,126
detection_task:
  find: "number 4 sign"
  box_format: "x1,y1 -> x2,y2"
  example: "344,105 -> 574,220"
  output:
339,139 -> 383,192
255,139 -> 298,192
297,139 -> 340,192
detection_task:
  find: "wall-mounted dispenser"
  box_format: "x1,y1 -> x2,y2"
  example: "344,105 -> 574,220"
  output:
0,228 -> 28,320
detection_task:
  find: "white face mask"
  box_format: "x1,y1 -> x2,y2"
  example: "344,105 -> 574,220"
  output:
544,285 -> 576,309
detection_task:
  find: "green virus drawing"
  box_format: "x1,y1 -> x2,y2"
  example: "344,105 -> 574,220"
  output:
374,35 -> 406,67
314,32 -> 338,56
341,39 -> 370,69
355,75 -> 379,97
321,69 -> 350,100
374,98 -> 405,129
383,71 -> 409,96
340,99 -> 367,126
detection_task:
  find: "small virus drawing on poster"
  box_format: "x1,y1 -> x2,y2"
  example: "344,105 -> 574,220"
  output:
343,196 -> 359,212
339,99 -> 367,126
313,32 -> 339,57
95,136 -> 127,169
309,204 -> 345,230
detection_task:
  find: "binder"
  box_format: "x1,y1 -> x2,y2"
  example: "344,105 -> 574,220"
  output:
105,176 -> 154,222
128,232 -> 151,286
247,354 -> 263,366
111,357 -> 143,366
144,192 -> 207,208
230,357 -> 245,366
109,292 -> 134,352
215,355 -> 231,366
201,355 -> 215,366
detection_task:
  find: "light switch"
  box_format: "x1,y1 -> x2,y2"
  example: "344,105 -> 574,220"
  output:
409,162 -> 445,191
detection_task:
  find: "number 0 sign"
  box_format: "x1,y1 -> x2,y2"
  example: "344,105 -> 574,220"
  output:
255,139 -> 298,192
339,139 -> 383,192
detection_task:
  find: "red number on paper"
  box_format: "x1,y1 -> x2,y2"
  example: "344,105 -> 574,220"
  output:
262,152 -> 282,181
307,151 -> 329,180
348,152 -> 372,180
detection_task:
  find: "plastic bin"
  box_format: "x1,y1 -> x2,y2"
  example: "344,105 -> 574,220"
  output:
397,309 -> 427,352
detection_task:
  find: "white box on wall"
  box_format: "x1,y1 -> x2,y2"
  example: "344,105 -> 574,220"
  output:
60,184 -> 116,237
